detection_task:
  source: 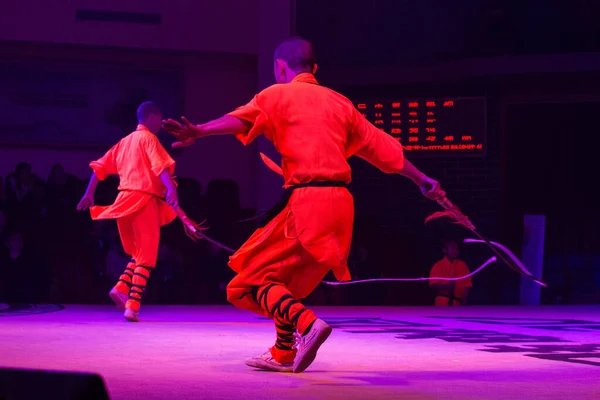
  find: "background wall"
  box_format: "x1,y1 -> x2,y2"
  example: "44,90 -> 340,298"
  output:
0,0 -> 258,54
0,42 -> 259,208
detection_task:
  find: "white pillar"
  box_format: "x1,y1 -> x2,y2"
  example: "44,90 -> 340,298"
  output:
520,215 -> 546,305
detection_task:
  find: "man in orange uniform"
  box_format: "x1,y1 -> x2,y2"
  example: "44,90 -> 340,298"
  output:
163,37 -> 444,373
77,101 -> 179,322
429,239 -> 472,306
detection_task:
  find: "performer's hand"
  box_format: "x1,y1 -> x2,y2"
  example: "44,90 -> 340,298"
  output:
419,176 -> 445,200
77,194 -> 94,211
165,188 -> 179,209
162,116 -> 198,148
171,137 -> 197,149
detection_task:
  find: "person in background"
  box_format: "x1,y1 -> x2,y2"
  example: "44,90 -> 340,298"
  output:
429,239 -> 472,306
45,164 -> 79,280
48,164 -> 67,185
47,164 -> 76,208
77,101 -> 181,322
13,163 -> 36,202
4,174 -> 17,207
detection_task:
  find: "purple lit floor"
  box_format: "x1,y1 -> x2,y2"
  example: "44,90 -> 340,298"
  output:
1,305 -> 599,399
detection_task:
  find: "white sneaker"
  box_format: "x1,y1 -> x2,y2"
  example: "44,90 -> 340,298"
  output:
124,308 -> 140,322
293,318 -> 332,373
109,288 -> 127,311
245,350 -> 293,372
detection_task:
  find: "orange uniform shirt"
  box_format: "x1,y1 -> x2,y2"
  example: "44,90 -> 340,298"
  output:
429,257 -> 472,306
228,73 -> 405,187
89,125 -> 176,225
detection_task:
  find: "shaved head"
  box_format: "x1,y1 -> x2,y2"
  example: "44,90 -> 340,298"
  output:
137,101 -> 161,121
274,37 -> 316,74
136,101 -> 162,134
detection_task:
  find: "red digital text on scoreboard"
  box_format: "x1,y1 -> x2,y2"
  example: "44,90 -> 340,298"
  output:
353,97 -> 485,153
403,144 -> 483,151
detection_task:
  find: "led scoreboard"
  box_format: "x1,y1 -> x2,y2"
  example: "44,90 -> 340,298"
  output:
353,97 -> 486,155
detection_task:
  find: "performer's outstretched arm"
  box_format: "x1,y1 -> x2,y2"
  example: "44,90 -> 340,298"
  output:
163,92 -> 271,147
77,173 -> 100,211
78,143 -> 119,210
399,159 -> 427,185
163,115 -> 251,148
197,115 -> 251,137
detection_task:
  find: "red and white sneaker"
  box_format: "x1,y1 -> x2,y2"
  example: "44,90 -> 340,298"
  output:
109,288 -> 127,311
293,318 -> 332,373
124,308 -> 140,322
245,350 -> 293,373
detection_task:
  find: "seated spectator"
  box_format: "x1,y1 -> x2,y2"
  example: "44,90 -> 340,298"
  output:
429,239 -> 472,306
12,163 -> 38,202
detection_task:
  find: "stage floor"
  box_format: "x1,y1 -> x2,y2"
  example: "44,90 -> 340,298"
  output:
1,304 -> 599,399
